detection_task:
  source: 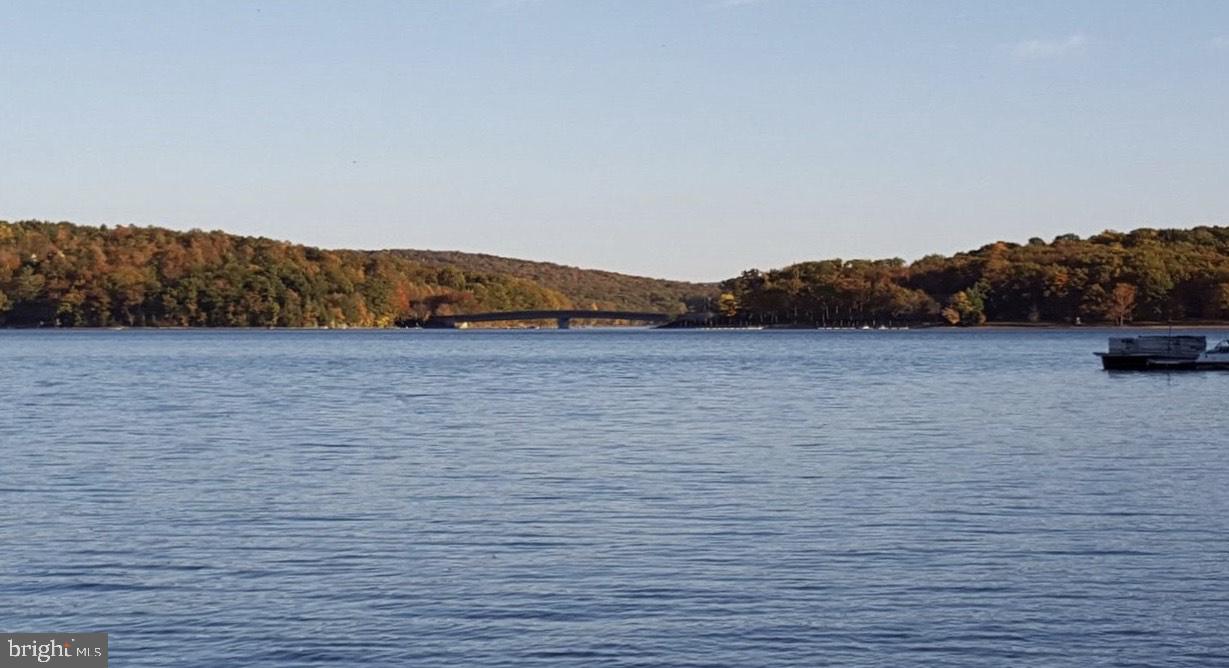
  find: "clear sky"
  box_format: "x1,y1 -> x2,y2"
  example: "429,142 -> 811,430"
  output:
2,1 -> 1227,281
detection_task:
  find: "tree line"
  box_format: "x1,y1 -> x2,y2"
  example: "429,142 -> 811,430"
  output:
0,221 -> 576,327
6,221 -> 1229,328
721,226 -> 1229,326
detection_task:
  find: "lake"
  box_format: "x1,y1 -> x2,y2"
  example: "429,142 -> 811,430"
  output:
3,328 -> 1228,666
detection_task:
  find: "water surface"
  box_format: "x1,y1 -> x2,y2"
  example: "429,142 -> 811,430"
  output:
3,329 -> 1228,666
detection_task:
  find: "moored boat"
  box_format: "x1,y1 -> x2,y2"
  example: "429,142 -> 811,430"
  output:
1147,339 -> 1229,370
1095,335 -> 1206,370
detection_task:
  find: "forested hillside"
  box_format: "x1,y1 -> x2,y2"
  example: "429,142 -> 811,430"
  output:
6,221 -> 1229,328
0,221 -> 702,327
394,250 -> 714,314
723,227 -> 1229,326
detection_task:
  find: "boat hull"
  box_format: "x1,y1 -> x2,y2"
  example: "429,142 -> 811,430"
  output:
1098,354 -> 1157,370
1149,360 -> 1229,371
1099,355 -> 1229,371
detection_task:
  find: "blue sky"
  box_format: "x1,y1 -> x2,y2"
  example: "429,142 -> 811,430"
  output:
2,1 -> 1227,281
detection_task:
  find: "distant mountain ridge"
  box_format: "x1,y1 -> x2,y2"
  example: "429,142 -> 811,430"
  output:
392,249 -> 715,315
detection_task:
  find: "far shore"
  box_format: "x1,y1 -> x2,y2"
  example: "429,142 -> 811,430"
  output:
4,321 -> 1229,332
980,321 -> 1229,330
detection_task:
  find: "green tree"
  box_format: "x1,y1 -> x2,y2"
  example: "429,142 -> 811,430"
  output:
942,289 -> 986,326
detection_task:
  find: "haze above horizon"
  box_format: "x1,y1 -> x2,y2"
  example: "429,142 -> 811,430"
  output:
2,1 -> 1227,281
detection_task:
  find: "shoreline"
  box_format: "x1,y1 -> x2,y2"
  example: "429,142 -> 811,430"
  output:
4,322 -> 1229,332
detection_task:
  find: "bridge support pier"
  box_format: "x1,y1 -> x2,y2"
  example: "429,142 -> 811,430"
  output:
557,317 -> 571,330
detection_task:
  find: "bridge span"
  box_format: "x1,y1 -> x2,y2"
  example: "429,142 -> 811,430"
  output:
428,310 -> 675,329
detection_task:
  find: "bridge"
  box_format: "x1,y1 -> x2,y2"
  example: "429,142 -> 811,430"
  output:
428,310 -> 676,329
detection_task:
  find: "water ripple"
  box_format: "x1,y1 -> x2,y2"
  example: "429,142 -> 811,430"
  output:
3,329 -> 1229,666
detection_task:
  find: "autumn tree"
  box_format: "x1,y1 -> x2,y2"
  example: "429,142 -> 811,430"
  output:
1104,283 -> 1137,325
